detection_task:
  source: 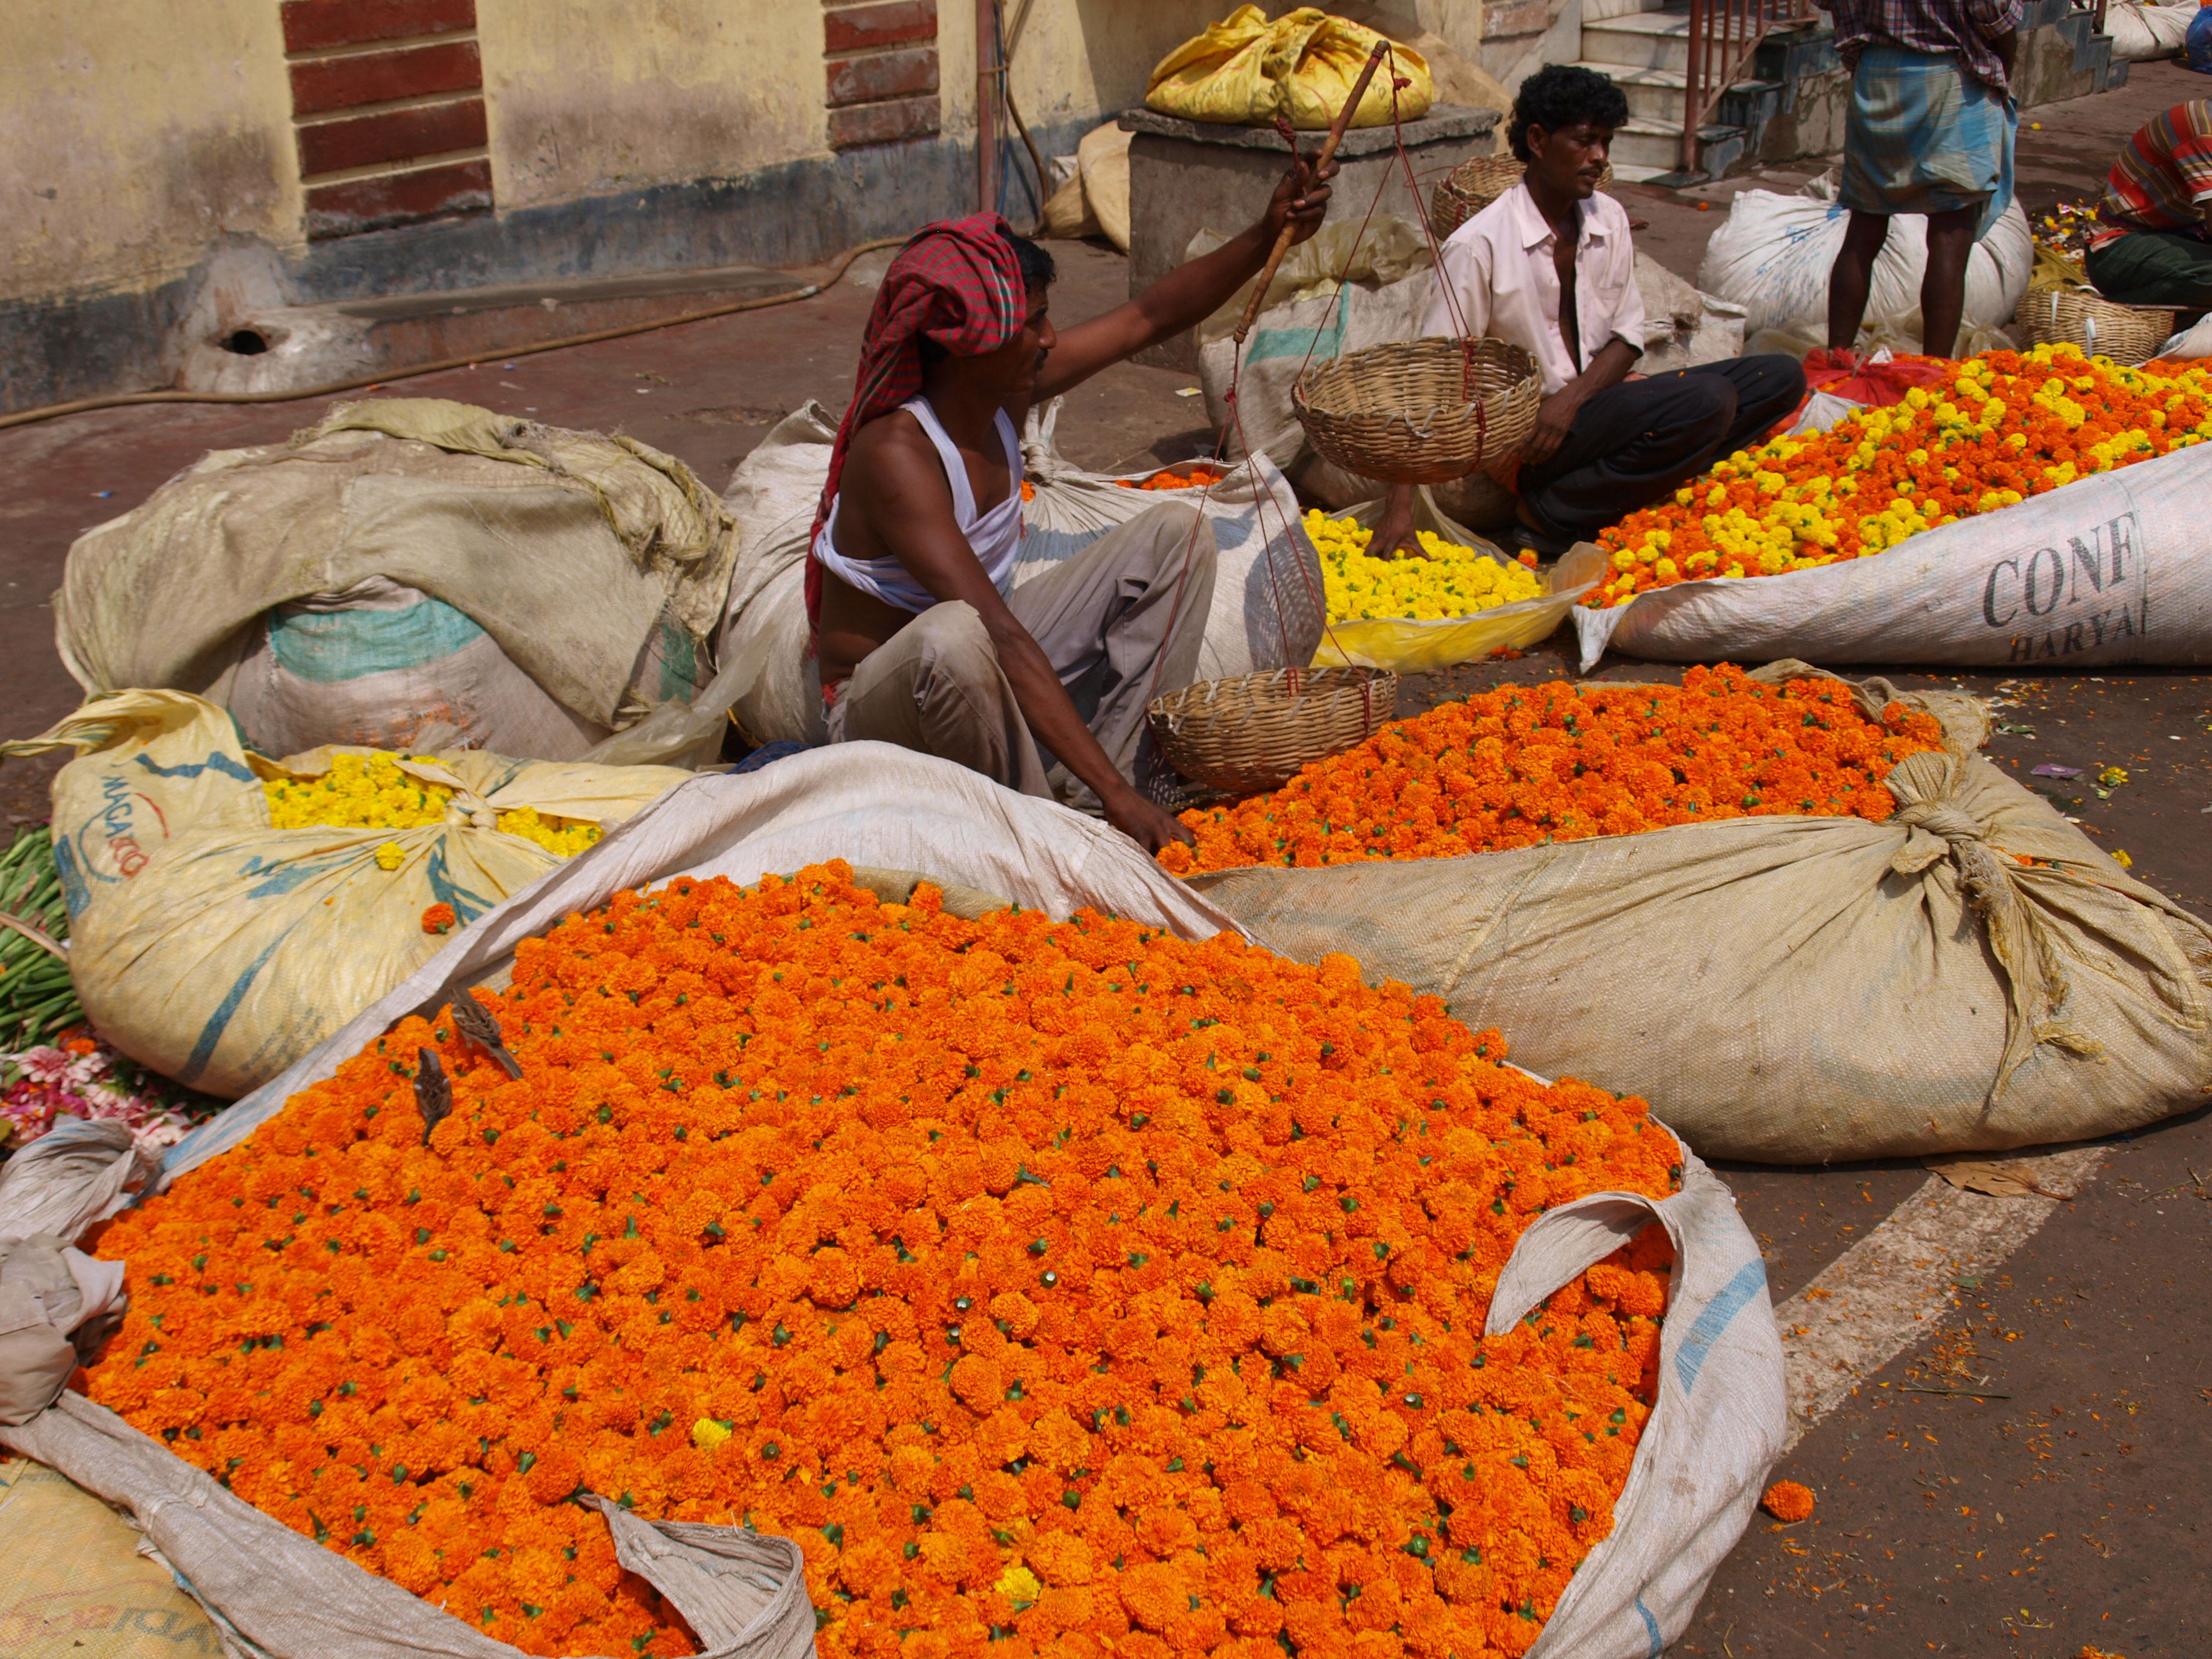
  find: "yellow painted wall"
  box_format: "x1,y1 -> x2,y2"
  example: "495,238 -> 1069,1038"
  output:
0,0 -> 300,303
994,1 -> 1243,138
0,0 -> 1409,310
477,0 -> 825,212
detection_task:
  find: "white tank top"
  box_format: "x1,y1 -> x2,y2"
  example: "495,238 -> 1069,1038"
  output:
811,396 -> 1025,614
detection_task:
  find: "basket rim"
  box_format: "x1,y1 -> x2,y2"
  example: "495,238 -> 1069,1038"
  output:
1147,665 -> 1398,719
1145,667 -> 1401,793
1293,335 -> 1542,400
1291,339 -> 1543,432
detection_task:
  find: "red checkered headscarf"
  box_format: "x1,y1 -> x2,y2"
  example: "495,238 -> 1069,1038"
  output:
806,213 -> 1029,635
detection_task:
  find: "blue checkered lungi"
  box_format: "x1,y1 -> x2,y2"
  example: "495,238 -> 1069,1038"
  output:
1840,43 -> 2016,236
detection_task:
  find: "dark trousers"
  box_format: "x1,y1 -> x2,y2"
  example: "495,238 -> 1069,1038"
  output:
2083,228 -> 2212,311
1518,354 -> 1808,543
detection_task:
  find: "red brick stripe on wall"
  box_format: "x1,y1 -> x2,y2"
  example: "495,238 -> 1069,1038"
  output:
304,158 -> 492,240
296,96 -> 487,178
281,0 -> 475,54
823,0 -> 937,55
825,46 -> 939,109
289,39 -> 483,116
827,96 -> 942,150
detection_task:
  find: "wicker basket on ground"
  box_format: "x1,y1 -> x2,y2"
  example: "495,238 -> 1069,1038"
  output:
1147,666 -> 1399,797
1292,336 -> 1541,486
2013,287 -> 2175,367
1429,155 -> 1615,240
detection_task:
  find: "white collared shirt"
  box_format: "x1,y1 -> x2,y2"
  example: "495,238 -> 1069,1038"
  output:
1417,181 -> 1646,396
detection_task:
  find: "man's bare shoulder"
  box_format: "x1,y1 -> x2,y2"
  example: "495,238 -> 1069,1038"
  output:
842,407 -> 954,511
845,406 -> 931,471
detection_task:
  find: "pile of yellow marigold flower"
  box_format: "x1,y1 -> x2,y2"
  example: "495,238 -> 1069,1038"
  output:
1589,345 -> 2212,608
1306,511 -> 1544,623
263,751 -> 601,859
89,862 -> 1683,1659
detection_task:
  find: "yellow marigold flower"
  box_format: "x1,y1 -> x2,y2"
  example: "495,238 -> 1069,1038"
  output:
1304,512 -> 1543,622
266,751 -> 602,862
691,1418 -> 732,1453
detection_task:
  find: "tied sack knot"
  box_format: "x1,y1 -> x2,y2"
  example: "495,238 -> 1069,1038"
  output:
1892,802 -> 1983,846
441,789 -> 497,831
1884,748 -> 2102,1099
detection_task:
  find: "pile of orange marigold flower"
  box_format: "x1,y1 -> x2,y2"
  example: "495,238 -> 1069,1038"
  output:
1158,665 -> 1945,876
1587,344 -> 2212,608
87,862 -> 1681,1659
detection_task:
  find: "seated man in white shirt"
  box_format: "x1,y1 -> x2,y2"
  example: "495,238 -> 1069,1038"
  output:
1373,65 -> 1805,559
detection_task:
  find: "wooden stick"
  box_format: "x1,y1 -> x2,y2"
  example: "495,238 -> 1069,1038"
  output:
1233,39 -> 1393,346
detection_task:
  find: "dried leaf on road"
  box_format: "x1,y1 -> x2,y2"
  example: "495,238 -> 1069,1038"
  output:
1923,1155 -> 2074,1200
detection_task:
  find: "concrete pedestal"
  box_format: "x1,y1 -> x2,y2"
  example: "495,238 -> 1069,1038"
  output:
1120,103 -> 1500,370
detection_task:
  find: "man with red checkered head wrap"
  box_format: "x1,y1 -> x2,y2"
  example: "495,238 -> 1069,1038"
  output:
811,156 -> 1332,855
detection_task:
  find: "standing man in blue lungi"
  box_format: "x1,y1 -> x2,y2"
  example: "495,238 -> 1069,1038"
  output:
1817,0 -> 2021,359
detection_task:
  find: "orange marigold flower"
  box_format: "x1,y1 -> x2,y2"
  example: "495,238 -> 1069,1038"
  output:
1761,1480 -> 1815,1523
1161,664 -> 1945,875
420,902 -> 458,934
86,862 -> 1683,1659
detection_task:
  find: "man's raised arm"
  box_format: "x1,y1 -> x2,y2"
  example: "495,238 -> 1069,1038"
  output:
1032,151 -> 1338,401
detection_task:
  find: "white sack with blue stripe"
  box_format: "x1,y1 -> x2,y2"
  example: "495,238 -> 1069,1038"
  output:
1182,669 -> 2212,1164
3,691 -> 688,1100
0,743 -> 1783,1659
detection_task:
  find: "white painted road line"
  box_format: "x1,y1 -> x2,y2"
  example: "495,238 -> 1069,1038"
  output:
1771,1146 -> 2106,1449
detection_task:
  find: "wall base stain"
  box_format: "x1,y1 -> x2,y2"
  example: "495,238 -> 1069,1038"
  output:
0,117 -> 1079,416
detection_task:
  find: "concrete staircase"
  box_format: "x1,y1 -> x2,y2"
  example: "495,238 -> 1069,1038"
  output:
1576,0 -> 2130,186
1575,0 -> 1760,184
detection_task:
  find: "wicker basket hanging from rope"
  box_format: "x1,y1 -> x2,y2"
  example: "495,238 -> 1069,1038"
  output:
1292,336 -> 1542,486
1147,666 -> 1399,797
1429,155 -> 1615,240
2012,287 -> 2175,367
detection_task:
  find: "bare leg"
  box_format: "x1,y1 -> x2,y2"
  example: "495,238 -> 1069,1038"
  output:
1826,210 -> 1891,352
1920,206 -> 1979,359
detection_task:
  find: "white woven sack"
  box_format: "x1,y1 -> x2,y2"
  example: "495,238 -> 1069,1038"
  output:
1568,440 -> 2212,671
1013,400 -> 1326,681
0,743 -> 1785,1659
2159,312 -> 2212,359
716,400 -> 1324,748
1198,265 -> 1433,483
2103,0 -> 2196,60
1699,181 -> 2031,345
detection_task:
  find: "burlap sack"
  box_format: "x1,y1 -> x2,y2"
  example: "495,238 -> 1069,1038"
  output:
56,399 -> 739,759
1188,667 -> 2212,1162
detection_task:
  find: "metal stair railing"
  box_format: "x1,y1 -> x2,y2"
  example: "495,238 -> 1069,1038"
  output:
1680,0 -> 1822,172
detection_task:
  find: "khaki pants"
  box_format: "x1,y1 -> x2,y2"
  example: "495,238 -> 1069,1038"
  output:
828,501 -> 1218,809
